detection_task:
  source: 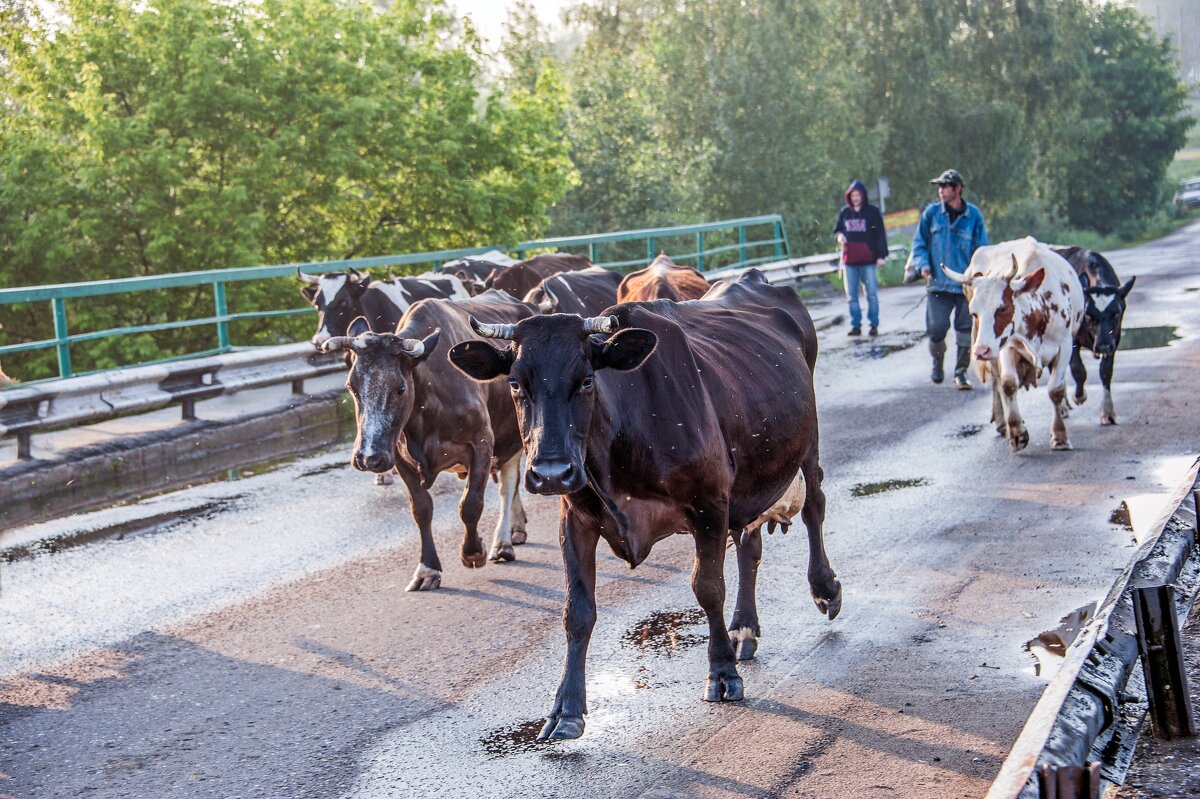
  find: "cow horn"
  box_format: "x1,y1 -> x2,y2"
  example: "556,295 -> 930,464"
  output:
1005,254 -> 1019,281
469,316 -> 516,340
583,315 -> 619,334
297,266 -> 320,284
349,266 -> 365,279
320,336 -> 358,353
399,338 -> 425,356
942,267 -> 969,285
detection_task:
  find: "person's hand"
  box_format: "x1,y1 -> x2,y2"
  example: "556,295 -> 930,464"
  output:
921,268 -> 931,279
835,233 -> 846,245
876,258 -> 886,268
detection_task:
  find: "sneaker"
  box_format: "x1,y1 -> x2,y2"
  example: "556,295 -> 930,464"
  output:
848,326 -> 862,336
954,372 -> 972,390
868,325 -> 878,337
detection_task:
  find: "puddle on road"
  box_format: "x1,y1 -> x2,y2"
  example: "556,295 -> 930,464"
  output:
0,496 -> 242,564
950,424 -> 986,439
480,720 -> 549,758
1118,326 -> 1180,350
622,608 -> 706,656
850,478 -> 929,497
1024,603 -> 1097,678
849,331 -> 926,361
298,460 -> 350,478
1109,502 -> 1134,531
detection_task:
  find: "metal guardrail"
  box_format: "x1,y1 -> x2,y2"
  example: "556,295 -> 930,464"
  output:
705,244 -> 910,286
0,343 -> 345,460
0,215 -> 787,382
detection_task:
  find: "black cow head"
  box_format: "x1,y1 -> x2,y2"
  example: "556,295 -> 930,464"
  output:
298,267 -> 372,347
449,314 -> 657,495
321,319 -> 440,473
1083,277 -> 1135,356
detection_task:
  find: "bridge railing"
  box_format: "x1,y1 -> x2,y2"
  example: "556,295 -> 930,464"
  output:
0,215 -> 787,383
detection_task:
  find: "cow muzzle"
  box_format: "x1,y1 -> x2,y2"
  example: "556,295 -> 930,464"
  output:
525,459 -> 585,495
353,449 -> 394,474
973,345 -> 995,361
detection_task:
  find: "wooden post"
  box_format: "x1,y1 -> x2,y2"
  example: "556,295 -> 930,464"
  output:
1133,584 -> 1197,740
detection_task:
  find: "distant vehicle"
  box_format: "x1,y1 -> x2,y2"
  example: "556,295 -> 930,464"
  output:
1174,176 -> 1200,208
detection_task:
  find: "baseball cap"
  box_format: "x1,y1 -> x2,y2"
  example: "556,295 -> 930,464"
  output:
930,169 -> 964,187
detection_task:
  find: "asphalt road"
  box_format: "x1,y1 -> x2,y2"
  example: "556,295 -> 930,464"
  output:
2,222 -> 1198,799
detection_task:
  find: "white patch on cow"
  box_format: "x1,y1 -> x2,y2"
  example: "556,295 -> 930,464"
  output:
312,326 -> 331,346
355,371 -> 394,463
748,470 -> 806,530
370,280 -> 413,313
319,275 -> 348,307
554,275 -> 583,309
1092,293 -> 1115,312
488,452 -> 523,561
443,249 -> 517,270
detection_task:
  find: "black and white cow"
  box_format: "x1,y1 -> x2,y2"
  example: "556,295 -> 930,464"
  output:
1050,246 -> 1135,425
439,250 -> 518,295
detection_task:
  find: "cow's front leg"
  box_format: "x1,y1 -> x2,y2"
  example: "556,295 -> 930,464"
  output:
1048,349 -> 1073,450
800,441 -> 841,618
729,525 -> 763,661
1069,344 -> 1088,405
488,452 -> 522,562
693,505 -> 743,702
458,444 -> 491,568
990,374 -> 1006,435
540,510 -> 599,740
394,459 -> 442,591
1099,352 -> 1117,425
998,348 -> 1029,452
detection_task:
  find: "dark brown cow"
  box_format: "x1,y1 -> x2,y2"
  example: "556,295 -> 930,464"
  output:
487,253 -> 593,299
616,253 -> 710,302
322,290 -> 535,590
449,270 -> 839,740
522,266 -> 622,315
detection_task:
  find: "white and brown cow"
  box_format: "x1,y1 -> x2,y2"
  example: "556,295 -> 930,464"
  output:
946,237 -> 1083,452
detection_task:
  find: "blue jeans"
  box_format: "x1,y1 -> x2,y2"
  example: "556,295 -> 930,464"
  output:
844,264 -> 879,327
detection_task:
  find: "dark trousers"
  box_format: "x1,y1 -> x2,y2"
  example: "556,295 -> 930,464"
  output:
926,291 -> 972,349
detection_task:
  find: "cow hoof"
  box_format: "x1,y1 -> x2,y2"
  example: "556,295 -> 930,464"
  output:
538,715 -> 585,740
704,674 -> 745,702
489,543 -> 515,563
1075,391 -> 1087,405
510,528 -> 528,545
1010,430 -> 1030,452
814,582 -> 843,620
729,627 -> 759,661
461,550 -> 487,569
1051,438 -> 1073,451
1101,414 -> 1117,426
374,472 -> 394,486
405,565 -> 442,591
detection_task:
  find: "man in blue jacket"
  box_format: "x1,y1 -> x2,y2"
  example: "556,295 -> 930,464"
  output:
834,179 -> 888,336
909,169 -> 988,389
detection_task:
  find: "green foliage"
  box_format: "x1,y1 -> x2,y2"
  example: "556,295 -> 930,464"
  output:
0,0 -> 572,378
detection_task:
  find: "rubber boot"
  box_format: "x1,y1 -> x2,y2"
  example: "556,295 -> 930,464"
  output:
954,346 -> 972,390
929,339 -> 946,384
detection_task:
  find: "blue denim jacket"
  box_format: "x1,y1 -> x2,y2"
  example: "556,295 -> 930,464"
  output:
909,201 -> 989,294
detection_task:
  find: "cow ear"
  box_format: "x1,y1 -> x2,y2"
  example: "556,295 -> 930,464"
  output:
1118,276 -> 1135,299
351,275 -> 371,293
1011,267 -> 1045,295
301,285 -> 319,303
590,329 -> 657,371
448,340 -> 513,381
348,316 -> 370,337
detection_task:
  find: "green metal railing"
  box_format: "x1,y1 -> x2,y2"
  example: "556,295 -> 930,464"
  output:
0,215 -> 789,382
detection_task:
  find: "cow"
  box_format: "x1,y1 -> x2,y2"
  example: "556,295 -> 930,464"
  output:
1050,246 -> 1135,425
320,290 -> 536,590
616,253 -> 710,302
448,270 -> 840,740
487,253 -> 593,299
945,237 -> 1083,452
439,250 -> 518,295
522,266 -> 622,315
0,365 -> 12,388
297,267 -> 468,347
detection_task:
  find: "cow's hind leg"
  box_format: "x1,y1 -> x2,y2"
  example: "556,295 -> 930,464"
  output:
395,460 -> 442,591
1099,352 -> 1117,425
1048,351 -> 1072,451
509,454 -> 529,545
729,525 -> 763,661
1070,344 -> 1088,406
539,510 -> 599,740
692,505 -> 743,703
800,443 -> 841,619
458,444 -> 491,568
488,453 -> 521,562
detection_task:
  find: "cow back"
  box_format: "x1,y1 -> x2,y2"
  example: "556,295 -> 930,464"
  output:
524,267 -> 622,315
489,253 -> 593,299
617,254 -> 710,303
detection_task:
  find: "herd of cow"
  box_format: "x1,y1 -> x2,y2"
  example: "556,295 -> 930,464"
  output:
296,235 -> 1133,740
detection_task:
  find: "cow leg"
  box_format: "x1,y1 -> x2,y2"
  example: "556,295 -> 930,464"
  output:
539,510 -> 599,741
394,460 -> 442,591
509,454 -> 529,545
458,445 -> 490,569
990,373 -> 1006,435
1069,344 -> 1088,405
1048,350 -> 1072,451
800,443 -> 842,619
692,509 -> 743,703
1099,352 -> 1117,425
998,349 -> 1029,452
729,525 -> 763,661
488,453 -> 521,562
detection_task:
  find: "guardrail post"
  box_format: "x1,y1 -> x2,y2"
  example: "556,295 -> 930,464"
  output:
52,297 -> 72,378
589,242 -> 598,264
213,282 -> 231,353
1132,584 -> 1197,740
774,220 -> 784,258
646,237 -> 655,264
181,398 -> 197,420
738,225 -> 746,267
17,431 -> 32,460
696,231 -> 705,272
1037,763 -> 1101,799
291,378 -> 305,395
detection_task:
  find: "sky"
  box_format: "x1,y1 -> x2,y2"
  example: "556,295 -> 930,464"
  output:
447,0 -> 574,49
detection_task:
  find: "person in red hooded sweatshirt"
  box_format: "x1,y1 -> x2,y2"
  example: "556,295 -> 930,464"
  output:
833,179 -> 888,336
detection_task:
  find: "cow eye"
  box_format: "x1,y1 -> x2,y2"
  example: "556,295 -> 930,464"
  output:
508,378 -> 522,394
580,375 -> 594,392
395,383 -> 405,396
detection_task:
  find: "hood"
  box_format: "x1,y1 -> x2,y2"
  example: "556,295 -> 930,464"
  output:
844,179 -> 870,208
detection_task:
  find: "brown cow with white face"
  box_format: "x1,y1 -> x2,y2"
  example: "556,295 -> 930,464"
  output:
946,237 -> 1083,452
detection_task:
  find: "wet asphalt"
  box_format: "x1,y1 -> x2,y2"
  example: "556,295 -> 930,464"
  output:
1,222 -> 1199,799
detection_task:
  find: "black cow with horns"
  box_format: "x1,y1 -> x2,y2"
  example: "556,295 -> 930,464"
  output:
449,269 -> 840,740
322,290 -> 536,590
